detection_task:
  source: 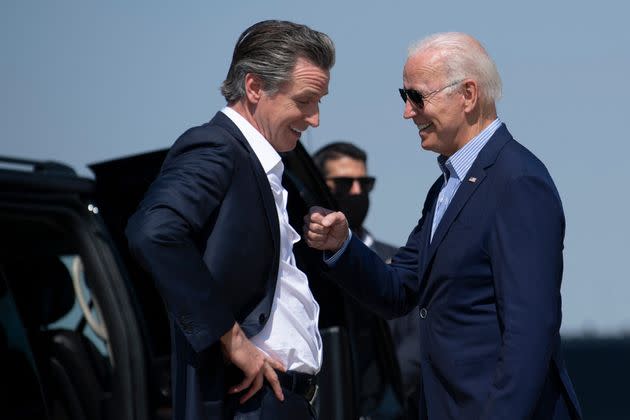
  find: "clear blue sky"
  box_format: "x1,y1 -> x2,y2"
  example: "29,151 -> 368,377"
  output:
2,0 -> 629,336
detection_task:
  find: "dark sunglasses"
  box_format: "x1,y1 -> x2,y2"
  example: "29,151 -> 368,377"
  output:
327,176 -> 376,194
398,79 -> 463,108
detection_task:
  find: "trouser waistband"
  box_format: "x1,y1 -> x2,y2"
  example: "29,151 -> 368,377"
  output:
275,370 -> 319,405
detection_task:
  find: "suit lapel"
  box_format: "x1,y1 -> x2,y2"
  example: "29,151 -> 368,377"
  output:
425,169 -> 486,257
417,124 -> 513,279
249,154 -> 281,253
210,112 -> 281,254
417,185 -> 439,280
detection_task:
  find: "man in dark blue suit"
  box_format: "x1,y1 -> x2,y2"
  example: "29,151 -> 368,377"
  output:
304,32 -> 582,420
126,20 -> 334,419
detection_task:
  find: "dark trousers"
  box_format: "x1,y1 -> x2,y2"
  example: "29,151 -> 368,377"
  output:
225,382 -> 316,420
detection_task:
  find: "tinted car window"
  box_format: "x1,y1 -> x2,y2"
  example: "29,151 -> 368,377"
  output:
0,267 -> 48,420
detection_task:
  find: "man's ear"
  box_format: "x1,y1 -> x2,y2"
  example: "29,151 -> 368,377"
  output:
244,73 -> 263,104
461,79 -> 479,113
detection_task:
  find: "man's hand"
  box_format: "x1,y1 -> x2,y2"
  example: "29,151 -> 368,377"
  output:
220,322 -> 286,403
303,206 -> 349,252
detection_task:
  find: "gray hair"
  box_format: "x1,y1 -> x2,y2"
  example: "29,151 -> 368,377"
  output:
408,32 -> 502,103
221,20 -> 335,103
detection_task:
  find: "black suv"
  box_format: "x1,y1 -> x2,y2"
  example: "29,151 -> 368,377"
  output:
0,144 -> 407,420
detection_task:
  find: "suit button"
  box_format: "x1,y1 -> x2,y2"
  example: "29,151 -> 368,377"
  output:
179,316 -> 193,333
259,313 -> 267,325
419,308 -> 428,319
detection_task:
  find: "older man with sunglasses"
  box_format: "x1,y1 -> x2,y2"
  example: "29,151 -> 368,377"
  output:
305,32 -> 582,420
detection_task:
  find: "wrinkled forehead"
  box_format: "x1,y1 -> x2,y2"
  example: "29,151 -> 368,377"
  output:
403,50 -> 447,86
284,57 -> 330,94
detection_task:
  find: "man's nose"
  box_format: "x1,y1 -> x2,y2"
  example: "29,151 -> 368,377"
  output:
305,105 -> 320,127
403,99 -> 417,120
349,179 -> 362,195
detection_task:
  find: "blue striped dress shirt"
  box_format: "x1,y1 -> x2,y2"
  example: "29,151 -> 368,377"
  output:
430,118 -> 502,241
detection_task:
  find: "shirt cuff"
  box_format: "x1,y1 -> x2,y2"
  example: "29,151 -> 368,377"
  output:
323,230 -> 352,266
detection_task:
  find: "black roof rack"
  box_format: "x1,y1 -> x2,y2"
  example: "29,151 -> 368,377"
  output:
0,156 -> 77,176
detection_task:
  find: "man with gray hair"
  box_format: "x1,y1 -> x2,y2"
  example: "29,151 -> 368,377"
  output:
304,32 -> 582,419
127,20 -> 333,419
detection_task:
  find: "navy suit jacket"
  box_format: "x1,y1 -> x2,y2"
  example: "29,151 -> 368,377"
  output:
126,112 -> 280,419
325,125 -> 582,420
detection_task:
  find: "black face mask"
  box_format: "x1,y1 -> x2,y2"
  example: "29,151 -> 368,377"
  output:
333,192 -> 369,230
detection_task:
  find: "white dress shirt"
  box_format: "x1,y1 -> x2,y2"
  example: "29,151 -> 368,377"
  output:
221,107 -> 323,374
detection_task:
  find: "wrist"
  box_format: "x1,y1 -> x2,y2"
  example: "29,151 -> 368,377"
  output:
336,227 -> 351,250
220,322 -> 242,350
340,228 -> 350,249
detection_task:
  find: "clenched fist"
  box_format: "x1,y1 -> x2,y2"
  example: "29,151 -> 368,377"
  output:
303,206 -> 350,252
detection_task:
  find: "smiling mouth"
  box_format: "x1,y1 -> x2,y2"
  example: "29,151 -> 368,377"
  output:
417,122 -> 433,132
290,127 -> 304,138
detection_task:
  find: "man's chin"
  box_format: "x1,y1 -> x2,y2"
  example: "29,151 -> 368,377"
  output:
268,135 -> 299,153
282,131 -> 301,151
419,137 -> 437,153
276,140 -> 299,153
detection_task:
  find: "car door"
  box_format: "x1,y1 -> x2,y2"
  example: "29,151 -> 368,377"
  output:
0,159 -> 149,420
0,266 -> 49,419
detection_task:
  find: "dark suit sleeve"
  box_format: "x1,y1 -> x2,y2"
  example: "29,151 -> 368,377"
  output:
326,235 -> 418,319
481,175 -> 565,419
327,211 -> 432,320
126,135 -> 236,353
326,179 -> 440,319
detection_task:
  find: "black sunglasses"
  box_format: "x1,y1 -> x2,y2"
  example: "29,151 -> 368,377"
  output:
327,176 -> 375,194
398,80 -> 463,108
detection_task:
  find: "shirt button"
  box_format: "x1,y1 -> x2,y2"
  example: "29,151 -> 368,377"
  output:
419,308 -> 428,319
